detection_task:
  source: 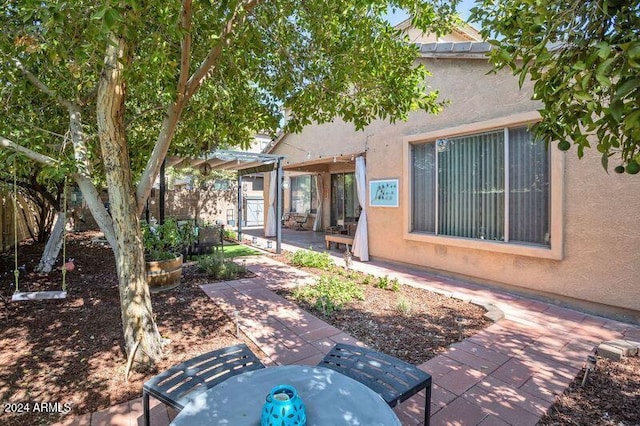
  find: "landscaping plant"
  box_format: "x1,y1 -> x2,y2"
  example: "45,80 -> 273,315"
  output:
288,250 -> 333,269
292,274 -> 364,315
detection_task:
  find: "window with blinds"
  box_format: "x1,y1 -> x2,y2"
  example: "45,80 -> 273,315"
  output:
411,126 -> 550,246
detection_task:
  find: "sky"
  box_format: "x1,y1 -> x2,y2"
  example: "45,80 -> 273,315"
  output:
385,0 -> 478,26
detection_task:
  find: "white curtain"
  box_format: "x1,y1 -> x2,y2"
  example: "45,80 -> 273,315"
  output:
352,156 -> 369,261
265,170 -> 277,237
313,174 -> 323,231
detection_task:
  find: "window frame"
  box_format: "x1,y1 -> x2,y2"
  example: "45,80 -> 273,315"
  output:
403,112 -> 564,260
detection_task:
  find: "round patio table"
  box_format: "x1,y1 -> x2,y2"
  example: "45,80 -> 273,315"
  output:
170,365 -> 401,426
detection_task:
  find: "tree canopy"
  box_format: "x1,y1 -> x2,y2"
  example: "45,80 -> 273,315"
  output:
471,0 -> 640,174
1,0 -> 460,367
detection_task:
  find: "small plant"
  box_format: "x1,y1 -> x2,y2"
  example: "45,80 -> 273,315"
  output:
390,277 -> 400,292
374,275 -> 389,290
373,275 -> 400,292
198,254 -> 245,280
361,274 -> 374,286
223,228 -> 237,241
288,250 -> 333,269
292,274 -> 364,315
142,219 -> 195,261
396,297 -> 412,316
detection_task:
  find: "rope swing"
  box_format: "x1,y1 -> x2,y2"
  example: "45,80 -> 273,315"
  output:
11,160 -> 69,301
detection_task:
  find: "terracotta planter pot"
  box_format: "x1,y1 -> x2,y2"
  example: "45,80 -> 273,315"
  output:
146,254 -> 183,293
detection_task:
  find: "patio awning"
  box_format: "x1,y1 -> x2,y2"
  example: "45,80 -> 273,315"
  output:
163,150 -> 286,253
282,152 -> 364,173
167,150 -> 284,176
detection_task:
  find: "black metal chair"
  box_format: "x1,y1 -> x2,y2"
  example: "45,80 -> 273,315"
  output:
294,211 -> 309,230
142,344 -> 265,426
318,344 -> 432,425
194,225 -> 224,255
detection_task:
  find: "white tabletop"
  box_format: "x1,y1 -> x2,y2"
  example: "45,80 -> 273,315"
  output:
170,365 -> 401,426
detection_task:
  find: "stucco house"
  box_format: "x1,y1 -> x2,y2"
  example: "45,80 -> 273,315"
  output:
264,23 -> 640,322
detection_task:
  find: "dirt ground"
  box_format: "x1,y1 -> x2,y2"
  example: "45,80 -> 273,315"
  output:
273,267 -> 492,365
1,231 -> 638,425
540,355 -> 640,425
0,232 -> 247,426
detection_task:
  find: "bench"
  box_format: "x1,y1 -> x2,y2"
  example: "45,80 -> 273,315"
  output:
325,234 -> 354,249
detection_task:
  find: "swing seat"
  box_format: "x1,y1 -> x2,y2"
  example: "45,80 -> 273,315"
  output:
11,291 -> 68,302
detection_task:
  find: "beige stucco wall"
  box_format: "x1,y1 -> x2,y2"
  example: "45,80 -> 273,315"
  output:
271,57 -> 640,318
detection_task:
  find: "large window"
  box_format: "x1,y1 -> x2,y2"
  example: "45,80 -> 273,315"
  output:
411,126 -> 550,246
290,175 -> 317,213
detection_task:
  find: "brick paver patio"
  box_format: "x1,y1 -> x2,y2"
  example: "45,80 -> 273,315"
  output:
54,249 -> 640,426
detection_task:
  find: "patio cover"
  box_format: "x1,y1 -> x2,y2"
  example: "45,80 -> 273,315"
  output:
166,150 -> 285,253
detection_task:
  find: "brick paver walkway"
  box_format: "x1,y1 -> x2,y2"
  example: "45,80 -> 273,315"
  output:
55,253 -> 640,426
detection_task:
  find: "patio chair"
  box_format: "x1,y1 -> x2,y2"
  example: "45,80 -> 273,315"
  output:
282,212 -> 292,228
142,344 -> 265,426
194,225 -> 224,255
294,211 -> 309,231
318,343 -> 432,425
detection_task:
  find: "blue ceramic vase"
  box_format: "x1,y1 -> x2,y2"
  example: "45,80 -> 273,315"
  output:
261,384 -> 306,426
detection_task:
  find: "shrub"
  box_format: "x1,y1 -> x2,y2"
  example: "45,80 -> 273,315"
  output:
198,254 -> 245,280
288,250 -> 333,269
292,274 -> 364,315
223,228 -> 237,241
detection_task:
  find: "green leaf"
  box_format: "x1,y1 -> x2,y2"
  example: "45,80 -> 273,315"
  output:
609,100 -> 624,122
574,91 -> 593,101
596,42 -> 612,59
573,61 -> 586,71
104,8 -> 122,29
614,78 -> 640,100
596,57 -> 615,77
601,152 -> 609,171
623,110 -> 640,131
91,7 -> 107,20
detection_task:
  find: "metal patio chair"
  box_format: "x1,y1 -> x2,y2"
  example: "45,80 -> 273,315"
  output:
318,343 -> 432,425
142,344 -> 265,426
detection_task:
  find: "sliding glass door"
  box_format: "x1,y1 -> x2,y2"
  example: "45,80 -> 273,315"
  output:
330,172 -> 358,226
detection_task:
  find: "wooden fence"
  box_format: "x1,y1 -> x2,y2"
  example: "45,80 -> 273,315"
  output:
0,191 -> 38,252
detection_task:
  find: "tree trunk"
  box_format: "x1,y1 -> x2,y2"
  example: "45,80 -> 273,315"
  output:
97,33 -> 163,368
35,211 -> 65,273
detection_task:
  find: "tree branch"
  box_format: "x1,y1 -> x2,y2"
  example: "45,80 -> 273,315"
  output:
185,0 -> 260,99
125,105 -> 165,129
177,0 -> 193,98
1,135 -> 59,167
135,0 -> 261,215
0,172 -> 60,210
15,118 -> 67,140
14,59 -> 76,111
